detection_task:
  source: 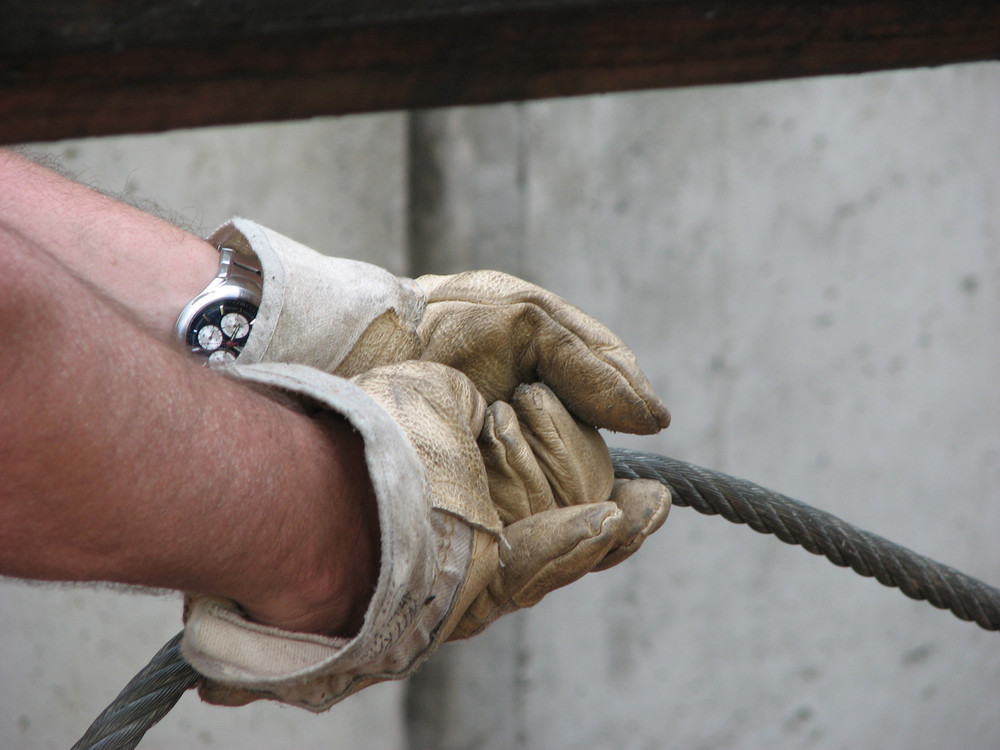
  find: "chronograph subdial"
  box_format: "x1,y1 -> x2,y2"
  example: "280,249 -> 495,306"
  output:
197,324 -> 224,351
221,312 -> 251,340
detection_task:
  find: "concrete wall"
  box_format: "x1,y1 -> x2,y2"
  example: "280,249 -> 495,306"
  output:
3,61 -> 999,749
407,63 -> 1000,750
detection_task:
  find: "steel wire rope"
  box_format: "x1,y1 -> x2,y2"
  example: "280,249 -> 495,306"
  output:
71,632 -> 198,750
609,448 -> 1000,630
73,448 -> 1000,749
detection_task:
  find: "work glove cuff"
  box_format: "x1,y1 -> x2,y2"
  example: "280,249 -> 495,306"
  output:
209,219 -> 426,374
181,362 -> 473,711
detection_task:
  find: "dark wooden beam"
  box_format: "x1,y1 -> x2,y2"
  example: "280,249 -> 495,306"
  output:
3,1 -> 999,144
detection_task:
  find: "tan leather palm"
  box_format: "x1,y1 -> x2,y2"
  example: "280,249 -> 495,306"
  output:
351,361 -> 502,537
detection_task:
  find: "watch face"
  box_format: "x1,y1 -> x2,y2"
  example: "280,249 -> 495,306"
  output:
185,299 -> 258,364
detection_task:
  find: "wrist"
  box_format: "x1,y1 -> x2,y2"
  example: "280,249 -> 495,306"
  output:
175,243 -> 264,362
229,412 -> 380,638
163,236 -> 226,335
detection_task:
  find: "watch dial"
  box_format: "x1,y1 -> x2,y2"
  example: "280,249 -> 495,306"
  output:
186,299 -> 258,360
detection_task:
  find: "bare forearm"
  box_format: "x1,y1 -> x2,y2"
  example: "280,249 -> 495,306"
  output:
0,148 -> 219,340
0,224 -> 377,637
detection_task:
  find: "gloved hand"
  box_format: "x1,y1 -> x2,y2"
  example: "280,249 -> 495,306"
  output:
212,219 -> 669,434
450,379 -> 671,639
184,220 -> 671,710
182,360 -> 669,711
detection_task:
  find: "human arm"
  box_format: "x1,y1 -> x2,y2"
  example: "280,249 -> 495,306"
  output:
0,148 -> 219,341
0,220 -> 378,638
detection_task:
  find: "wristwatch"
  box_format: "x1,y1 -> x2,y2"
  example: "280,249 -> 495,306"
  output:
175,245 -> 263,364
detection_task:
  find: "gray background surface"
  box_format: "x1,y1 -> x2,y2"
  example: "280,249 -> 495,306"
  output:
3,61 -> 999,749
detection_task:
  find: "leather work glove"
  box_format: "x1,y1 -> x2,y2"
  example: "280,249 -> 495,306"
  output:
212,219 -> 670,434
450,379 -> 671,639
182,360 -> 670,711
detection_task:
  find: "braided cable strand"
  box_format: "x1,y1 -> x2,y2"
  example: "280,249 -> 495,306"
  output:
609,448 -> 1000,631
73,449 -> 1000,749
72,632 -> 198,750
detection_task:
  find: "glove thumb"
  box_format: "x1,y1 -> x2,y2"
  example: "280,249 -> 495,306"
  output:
448,502 -> 624,639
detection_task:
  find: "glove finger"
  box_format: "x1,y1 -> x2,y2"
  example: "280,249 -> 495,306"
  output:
416,271 -> 670,435
592,479 -> 672,571
499,502 -> 624,609
508,382 -> 615,508
480,400 -> 558,525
